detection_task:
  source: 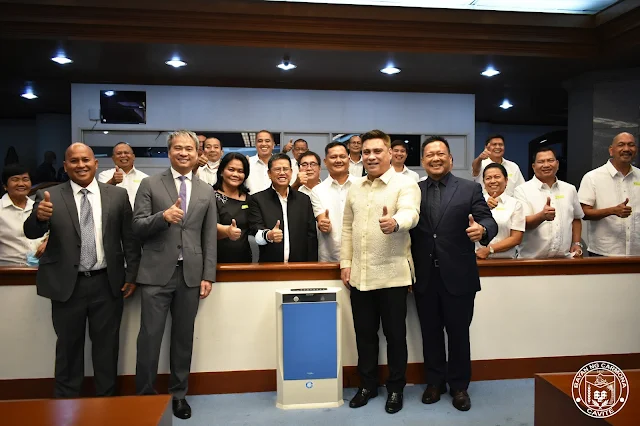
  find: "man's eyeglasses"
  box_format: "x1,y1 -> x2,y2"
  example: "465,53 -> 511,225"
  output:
299,162 -> 319,169
271,167 -> 292,173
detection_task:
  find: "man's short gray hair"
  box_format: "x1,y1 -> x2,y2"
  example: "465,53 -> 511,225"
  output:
167,130 -> 198,149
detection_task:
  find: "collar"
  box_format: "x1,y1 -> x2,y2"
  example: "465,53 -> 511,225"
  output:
206,160 -> 221,170
349,155 -> 362,165
484,192 -> 504,203
271,185 -> 289,200
605,159 -> 636,178
119,166 -> 137,176
329,174 -> 353,187
70,178 -> 100,195
1,193 -> 34,210
171,168 -> 193,181
531,175 -> 557,189
365,167 -> 394,185
426,172 -> 451,187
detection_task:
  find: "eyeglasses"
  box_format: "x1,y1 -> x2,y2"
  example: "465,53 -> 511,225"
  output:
271,167 -> 291,173
299,162 -> 319,168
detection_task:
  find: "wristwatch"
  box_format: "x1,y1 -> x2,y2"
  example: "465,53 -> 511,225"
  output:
393,221 -> 399,233
489,245 -> 495,255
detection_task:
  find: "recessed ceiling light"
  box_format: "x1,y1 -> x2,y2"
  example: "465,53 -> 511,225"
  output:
277,57 -> 297,71
51,54 -> 73,65
104,90 -> 115,97
166,58 -> 187,68
481,66 -> 500,77
380,65 -> 401,75
103,131 -> 109,134
21,86 -> 37,100
499,99 -> 513,109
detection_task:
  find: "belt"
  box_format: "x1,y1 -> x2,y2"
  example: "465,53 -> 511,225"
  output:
78,268 -> 107,277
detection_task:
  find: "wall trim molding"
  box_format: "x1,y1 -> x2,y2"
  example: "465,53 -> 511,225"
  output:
2,353 -> 638,401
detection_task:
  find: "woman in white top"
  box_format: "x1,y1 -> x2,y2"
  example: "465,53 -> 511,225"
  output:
0,164 -> 47,265
475,163 -> 525,259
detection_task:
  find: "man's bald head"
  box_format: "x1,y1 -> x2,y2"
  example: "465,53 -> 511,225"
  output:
64,143 -> 98,187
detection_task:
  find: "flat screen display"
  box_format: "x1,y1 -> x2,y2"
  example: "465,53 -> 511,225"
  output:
100,90 -> 146,124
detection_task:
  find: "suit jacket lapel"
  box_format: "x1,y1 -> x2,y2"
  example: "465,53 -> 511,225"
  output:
60,182 -> 81,237
162,169 -> 179,203
419,181 -> 430,228
184,177 -> 202,226
435,175 -> 458,229
99,183 -> 110,238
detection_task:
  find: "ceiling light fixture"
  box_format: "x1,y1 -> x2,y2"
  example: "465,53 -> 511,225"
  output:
165,57 -> 187,68
51,54 -> 73,65
499,99 -> 513,110
380,65 -> 401,75
104,90 -> 115,97
481,66 -> 500,77
277,56 -> 297,71
21,85 -> 38,100
103,131 -> 109,134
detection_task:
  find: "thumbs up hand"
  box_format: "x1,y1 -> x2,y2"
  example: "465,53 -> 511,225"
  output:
197,153 -> 208,168
541,196 -> 556,221
465,214 -> 485,242
613,198 -> 632,218
112,166 -> 124,184
227,218 -> 242,241
318,209 -> 332,233
267,220 -> 283,243
379,205 -> 397,234
487,190 -> 499,210
36,191 -> 54,221
163,198 -> 184,224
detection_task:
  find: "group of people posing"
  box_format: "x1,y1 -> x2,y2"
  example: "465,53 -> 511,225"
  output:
0,128 -> 636,420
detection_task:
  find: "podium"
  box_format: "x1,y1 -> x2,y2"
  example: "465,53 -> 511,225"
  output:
275,287 -> 343,409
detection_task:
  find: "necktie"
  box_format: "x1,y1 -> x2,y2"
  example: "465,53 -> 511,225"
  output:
79,189 -> 97,270
178,176 -> 187,216
429,181 -> 441,228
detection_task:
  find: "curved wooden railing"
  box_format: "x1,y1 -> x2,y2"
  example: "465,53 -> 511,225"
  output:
2,257 -> 639,285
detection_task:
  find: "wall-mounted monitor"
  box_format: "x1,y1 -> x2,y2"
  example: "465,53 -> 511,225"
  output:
100,90 -> 146,124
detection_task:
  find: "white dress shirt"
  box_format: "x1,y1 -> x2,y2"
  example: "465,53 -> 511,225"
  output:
340,168 -> 420,291
475,193 -> 525,259
171,168 -> 193,261
0,194 -> 45,265
475,157 -> 525,196
349,156 -> 364,178
578,161 -> 640,256
197,160 -> 220,186
312,175 -> 355,262
514,176 -> 584,259
70,179 -> 106,271
246,155 -> 271,195
97,166 -> 149,208
396,165 -> 420,182
254,187 -> 291,262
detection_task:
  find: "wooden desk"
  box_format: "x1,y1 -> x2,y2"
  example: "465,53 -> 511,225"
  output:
535,370 -> 639,426
0,395 -> 172,426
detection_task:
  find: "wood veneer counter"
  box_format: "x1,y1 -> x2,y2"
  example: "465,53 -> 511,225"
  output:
1,257 -> 639,285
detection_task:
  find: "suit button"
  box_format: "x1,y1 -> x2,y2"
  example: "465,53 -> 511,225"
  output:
433,234 -> 437,238
177,245 -> 182,249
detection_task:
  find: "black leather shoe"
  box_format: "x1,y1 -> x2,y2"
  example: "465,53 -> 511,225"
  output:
385,391 -> 403,414
421,383 -> 447,404
450,389 -> 471,411
349,388 -> 378,408
172,398 -> 192,419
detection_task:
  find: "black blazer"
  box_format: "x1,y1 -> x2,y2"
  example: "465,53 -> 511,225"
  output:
410,173 -> 497,296
24,181 -> 141,302
249,187 -> 318,262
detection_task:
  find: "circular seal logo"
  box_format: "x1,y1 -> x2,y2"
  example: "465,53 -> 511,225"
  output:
305,381 -> 313,389
572,361 -> 629,418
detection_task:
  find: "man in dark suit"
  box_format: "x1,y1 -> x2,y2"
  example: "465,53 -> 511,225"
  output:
410,136 -> 497,412
132,130 -> 217,420
249,153 -> 318,262
24,142 -> 140,398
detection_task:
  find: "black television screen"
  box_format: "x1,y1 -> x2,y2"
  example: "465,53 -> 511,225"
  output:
100,90 -> 146,124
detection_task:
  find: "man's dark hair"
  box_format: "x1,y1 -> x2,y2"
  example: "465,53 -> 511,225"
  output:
298,151 -> 321,166
2,164 -> 30,186
361,129 -> 391,147
268,153 -> 292,170
482,162 -> 508,179
390,139 -> 406,150
421,136 -> 450,156
485,134 -> 505,147
293,139 -> 308,147
533,147 -> 557,162
112,142 -> 131,155
256,130 -> 275,141
325,141 -> 348,156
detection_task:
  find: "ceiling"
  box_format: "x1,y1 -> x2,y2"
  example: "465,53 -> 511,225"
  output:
264,0 -> 620,14
1,0 -> 639,126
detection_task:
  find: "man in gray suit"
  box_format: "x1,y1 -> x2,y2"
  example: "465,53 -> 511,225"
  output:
24,142 -> 140,398
133,130 -> 217,420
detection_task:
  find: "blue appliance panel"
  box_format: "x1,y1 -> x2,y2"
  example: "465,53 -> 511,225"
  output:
282,302 -> 337,380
